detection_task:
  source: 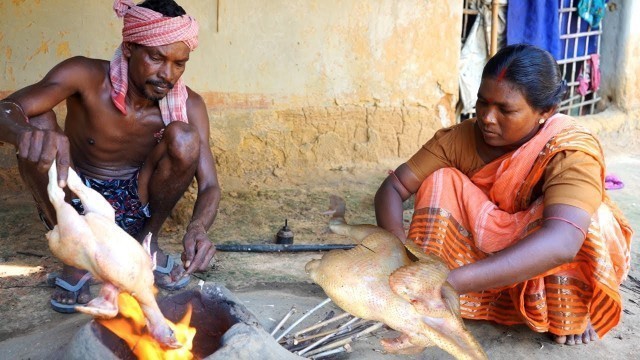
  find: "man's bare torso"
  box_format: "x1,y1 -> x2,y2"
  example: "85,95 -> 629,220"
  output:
64,59 -> 165,180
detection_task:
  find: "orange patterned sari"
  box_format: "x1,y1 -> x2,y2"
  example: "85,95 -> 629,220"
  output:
407,114 -> 632,337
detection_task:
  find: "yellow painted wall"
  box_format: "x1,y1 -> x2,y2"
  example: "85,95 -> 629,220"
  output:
0,0 -> 463,184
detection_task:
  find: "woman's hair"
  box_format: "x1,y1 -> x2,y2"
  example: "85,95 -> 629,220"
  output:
482,44 -> 567,112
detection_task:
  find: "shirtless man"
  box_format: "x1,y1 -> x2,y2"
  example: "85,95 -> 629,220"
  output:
0,0 -> 220,312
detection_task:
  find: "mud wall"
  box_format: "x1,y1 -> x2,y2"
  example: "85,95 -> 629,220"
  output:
600,0 -> 640,112
0,0 -> 462,183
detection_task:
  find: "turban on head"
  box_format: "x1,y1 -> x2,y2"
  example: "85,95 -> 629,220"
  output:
110,0 -> 199,124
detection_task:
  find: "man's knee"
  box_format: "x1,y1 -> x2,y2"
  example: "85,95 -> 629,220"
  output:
163,122 -> 200,165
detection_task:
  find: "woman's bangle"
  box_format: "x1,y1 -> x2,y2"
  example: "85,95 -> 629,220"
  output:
545,216 -> 587,239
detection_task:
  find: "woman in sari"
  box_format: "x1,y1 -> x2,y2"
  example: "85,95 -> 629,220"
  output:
375,44 -> 632,347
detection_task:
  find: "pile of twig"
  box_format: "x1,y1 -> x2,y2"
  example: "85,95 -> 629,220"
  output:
270,298 -> 383,359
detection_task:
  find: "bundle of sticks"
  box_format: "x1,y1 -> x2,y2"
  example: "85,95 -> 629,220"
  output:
270,298 -> 383,359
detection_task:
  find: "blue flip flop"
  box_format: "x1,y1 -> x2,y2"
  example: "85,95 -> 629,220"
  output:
154,256 -> 191,291
50,272 -> 92,314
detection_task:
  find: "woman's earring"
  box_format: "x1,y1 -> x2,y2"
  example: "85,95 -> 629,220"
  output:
538,118 -> 545,125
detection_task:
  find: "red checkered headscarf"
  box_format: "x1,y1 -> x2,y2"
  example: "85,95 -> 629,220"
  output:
110,0 -> 199,124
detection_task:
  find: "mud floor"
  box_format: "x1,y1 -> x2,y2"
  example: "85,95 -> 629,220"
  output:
0,127 -> 639,359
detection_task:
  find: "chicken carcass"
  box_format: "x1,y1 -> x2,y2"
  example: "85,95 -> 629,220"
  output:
305,196 -> 487,360
45,161 -> 181,348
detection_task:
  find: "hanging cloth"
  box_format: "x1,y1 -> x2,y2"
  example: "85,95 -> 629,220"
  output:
576,54 -> 601,96
578,0 -> 607,29
506,0 -> 561,59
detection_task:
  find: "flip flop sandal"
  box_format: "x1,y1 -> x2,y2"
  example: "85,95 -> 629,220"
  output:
46,272 -> 101,287
50,272 -> 92,314
153,256 -> 191,291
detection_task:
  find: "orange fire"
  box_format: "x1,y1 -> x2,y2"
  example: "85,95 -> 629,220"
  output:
98,293 -> 196,360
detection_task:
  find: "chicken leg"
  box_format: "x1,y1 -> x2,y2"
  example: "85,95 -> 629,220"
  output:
46,161 -> 180,348
306,196 -> 487,360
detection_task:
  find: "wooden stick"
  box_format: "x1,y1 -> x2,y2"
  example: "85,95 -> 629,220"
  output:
312,319 -> 374,342
16,251 -> 45,258
293,312 -> 350,338
274,298 -> 331,342
297,316 -> 360,356
270,306 -> 296,337
304,322 -> 383,357
285,321 -> 366,352
294,327 -> 339,345
282,311 -> 335,345
309,344 -> 352,359
294,318 -> 370,345
216,0 -> 220,33
490,0 -> 499,56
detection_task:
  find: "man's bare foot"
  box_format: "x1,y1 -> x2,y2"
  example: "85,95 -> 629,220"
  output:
553,321 -> 598,345
51,264 -> 92,305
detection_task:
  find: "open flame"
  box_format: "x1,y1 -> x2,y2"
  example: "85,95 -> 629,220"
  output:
98,293 -> 196,360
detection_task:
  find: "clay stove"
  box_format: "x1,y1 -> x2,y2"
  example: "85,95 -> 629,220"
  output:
54,283 -> 300,360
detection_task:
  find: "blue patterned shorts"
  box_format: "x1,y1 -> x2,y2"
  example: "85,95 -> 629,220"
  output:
69,170 -> 151,236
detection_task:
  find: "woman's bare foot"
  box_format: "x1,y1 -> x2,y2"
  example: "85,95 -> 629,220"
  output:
553,320 -> 598,345
380,333 -> 425,355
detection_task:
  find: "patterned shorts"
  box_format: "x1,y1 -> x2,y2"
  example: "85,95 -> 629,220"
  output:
68,170 -> 151,236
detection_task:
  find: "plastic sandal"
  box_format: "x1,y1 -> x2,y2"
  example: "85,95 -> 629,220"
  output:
153,256 -> 191,291
50,272 -> 92,313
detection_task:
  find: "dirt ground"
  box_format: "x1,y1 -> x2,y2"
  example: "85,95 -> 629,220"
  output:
0,124 -> 639,360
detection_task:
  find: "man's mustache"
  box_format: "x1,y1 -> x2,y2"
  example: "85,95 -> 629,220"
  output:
146,80 -> 174,89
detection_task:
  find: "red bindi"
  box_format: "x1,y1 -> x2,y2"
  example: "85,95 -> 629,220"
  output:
496,67 -> 507,82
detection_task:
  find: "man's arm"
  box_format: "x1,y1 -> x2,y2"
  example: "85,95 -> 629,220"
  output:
181,89 -> 221,273
0,56 -> 94,186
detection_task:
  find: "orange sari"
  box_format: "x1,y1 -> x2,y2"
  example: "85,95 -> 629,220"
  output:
407,114 -> 632,337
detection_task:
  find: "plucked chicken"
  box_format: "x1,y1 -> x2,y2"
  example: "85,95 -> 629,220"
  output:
46,161 -> 180,348
305,196 -> 487,359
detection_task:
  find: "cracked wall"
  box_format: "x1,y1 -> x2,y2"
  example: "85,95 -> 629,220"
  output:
209,106 -> 444,182
0,0 -> 462,184
599,0 -> 640,112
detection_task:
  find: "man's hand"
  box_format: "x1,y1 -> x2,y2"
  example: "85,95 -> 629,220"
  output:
181,222 -> 216,274
16,127 -> 70,187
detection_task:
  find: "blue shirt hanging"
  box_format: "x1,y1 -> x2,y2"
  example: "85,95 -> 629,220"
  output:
507,1 -> 561,59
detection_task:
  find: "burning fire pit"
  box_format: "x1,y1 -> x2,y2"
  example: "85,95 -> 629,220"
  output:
55,283 -> 301,360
